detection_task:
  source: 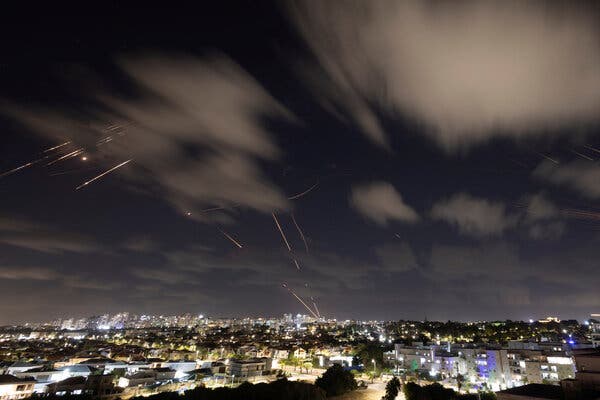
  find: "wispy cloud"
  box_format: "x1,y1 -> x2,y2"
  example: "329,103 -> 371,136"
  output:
290,0 -> 600,150
350,182 -> 419,225
431,193 -> 517,237
524,193 -> 559,221
0,217 -> 100,254
0,266 -> 58,281
534,160 -> 600,199
3,54 -> 293,219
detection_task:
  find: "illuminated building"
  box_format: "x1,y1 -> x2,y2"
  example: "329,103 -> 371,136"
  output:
0,375 -> 35,400
589,314 -> 600,348
538,317 -> 561,324
228,358 -> 272,380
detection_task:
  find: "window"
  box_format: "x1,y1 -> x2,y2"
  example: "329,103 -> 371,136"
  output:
16,385 -> 26,392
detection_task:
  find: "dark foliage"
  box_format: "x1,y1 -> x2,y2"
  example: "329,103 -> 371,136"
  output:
128,379 -> 325,400
384,377 -> 401,400
404,382 -> 496,400
315,364 -> 358,397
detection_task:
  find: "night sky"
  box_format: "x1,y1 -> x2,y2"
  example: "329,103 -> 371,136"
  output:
1,2 -> 599,324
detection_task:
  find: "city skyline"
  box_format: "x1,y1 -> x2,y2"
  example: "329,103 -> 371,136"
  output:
1,2 -> 600,324
6,311 -> 599,330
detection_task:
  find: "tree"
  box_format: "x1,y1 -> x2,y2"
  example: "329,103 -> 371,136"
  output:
302,360 -> 313,374
355,343 -> 385,370
403,382 -> 455,400
315,364 -> 358,397
456,373 -> 465,393
384,377 -> 401,400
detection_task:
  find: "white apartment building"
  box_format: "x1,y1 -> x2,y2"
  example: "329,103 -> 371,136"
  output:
0,376 -> 35,400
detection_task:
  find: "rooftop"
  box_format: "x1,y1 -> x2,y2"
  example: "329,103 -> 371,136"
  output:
0,375 -> 36,384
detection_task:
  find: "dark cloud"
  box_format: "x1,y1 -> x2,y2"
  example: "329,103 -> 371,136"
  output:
375,241 -> 419,273
0,217 -> 100,254
428,242 -> 522,280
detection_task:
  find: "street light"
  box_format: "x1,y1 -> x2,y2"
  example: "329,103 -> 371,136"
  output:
372,359 -> 376,382
231,375 -> 235,386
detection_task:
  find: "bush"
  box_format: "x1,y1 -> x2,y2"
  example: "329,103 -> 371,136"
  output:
403,382 -> 496,400
404,382 -> 456,400
130,379 -> 326,400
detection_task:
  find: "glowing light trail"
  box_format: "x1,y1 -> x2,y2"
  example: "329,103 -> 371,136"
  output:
537,152 -> 559,164
75,159 -> 132,190
293,259 -> 301,270
517,202 -> 600,223
584,145 -> 600,154
0,155 -> 50,178
217,227 -> 243,249
311,297 -> 321,318
561,209 -> 600,221
97,136 -> 114,146
571,149 -> 594,161
291,214 -> 309,253
46,149 -> 84,166
272,212 -> 292,251
288,181 -> 319,200
282,283 -> 319,318
43,141 -> 71,153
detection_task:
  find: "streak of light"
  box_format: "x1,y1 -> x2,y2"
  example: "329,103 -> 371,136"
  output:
201,206 -> 227,212
104,122 -> 130,133
97,123 -> 129,145
291,213 -> 309,253
281,283 -> 319,319
200,204 -> 241,213
536,152 -> 559,164
217,227 -> 243,248
517,202 -> 600,223
584,145 -> 600,154
571,149 -> 594,161
43,141 -> 71,153
272,212 -> 292,251
293,259 -> 301,270
75,159 -> 132,190
45,148 -> 84,166
0,155 -> 50,178
97,136 -> 114,146
560,209 -> 600,221
394,233 -> 401,239
105,124 -> 121,132
288,181 -> 319,200
311,297 -> 321,318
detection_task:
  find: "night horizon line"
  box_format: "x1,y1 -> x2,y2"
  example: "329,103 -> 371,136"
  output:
3,312 -> 598,328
